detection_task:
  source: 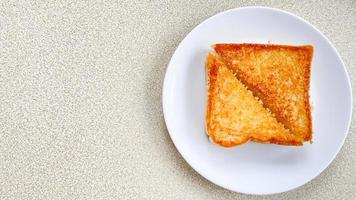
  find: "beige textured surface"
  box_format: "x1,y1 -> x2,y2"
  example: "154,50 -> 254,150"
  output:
0,0 -> 355,199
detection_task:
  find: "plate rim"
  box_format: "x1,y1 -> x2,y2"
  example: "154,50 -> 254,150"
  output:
162,6 -> 353,195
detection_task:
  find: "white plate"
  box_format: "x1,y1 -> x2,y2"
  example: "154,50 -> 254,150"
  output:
162,7 -> 352,195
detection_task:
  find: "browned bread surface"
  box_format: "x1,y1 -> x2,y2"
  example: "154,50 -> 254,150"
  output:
213,44 -> 313,141
205,53 -> 304,147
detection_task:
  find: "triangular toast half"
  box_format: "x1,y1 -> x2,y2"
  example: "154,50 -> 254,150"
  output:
206,53 -> 303,147
213,44 -> 313,141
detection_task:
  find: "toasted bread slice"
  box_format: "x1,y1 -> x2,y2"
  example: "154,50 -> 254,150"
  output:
206,53 -> 303,147
213,44 -> 313,141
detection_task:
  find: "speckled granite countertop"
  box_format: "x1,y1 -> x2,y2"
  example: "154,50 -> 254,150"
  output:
0,1 -> 355,199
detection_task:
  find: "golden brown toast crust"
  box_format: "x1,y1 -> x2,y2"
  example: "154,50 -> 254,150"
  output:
205,53 -> 304,147
213,44 -> 313,141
